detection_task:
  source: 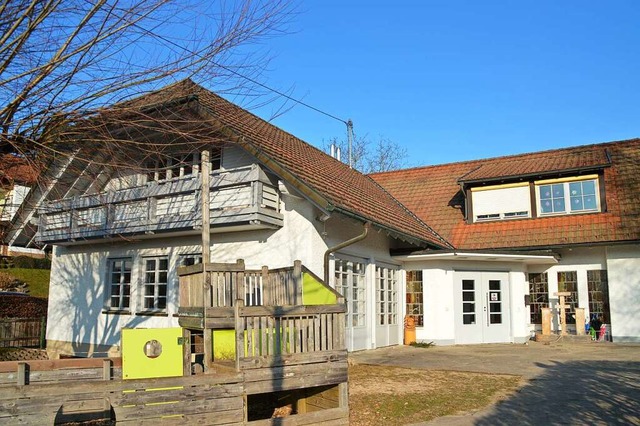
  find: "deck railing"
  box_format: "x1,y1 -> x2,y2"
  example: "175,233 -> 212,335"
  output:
234,302 -> 346,370
177,259 -> 347,371
37,164 -> 283,243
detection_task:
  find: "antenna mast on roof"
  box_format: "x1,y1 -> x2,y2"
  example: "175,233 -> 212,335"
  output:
347,119 -> 354,168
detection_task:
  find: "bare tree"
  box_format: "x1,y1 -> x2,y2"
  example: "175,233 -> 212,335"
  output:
0,0 -> 295,160
324,135 -> 408,173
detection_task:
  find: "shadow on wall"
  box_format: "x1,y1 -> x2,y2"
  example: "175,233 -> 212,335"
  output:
51,251 -> 145,355
476,360 -> 640,425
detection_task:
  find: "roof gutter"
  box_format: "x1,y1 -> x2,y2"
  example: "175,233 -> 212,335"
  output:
324,221 -> 371,284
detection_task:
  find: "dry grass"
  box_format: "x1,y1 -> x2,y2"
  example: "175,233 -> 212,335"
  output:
349,364 -> 522,425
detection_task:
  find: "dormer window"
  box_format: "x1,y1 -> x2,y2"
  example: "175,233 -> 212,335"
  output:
471,183 -> 531,223
536,175 -> 600,215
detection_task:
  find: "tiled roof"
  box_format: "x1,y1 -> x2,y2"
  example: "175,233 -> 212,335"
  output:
105,80 -> 450,249
0,155 -> 38,186
371,139 -> 640,250
458,148 -> 611,183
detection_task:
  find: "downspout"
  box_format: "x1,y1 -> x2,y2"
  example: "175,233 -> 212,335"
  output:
324,221 -> 371,284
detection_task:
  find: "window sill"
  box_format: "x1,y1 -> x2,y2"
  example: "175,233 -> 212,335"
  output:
102,309 -> 131,315
135,311 -> 169,317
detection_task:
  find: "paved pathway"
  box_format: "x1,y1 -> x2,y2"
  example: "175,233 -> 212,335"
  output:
349,340 -> 640,425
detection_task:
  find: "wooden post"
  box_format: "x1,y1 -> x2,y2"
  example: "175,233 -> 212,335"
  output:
293,260 -> 302,305
182,328 -> 192,376
541,308 -> 552,335
555,292 -> 571,336
575,308 -> 586,335
261,266 -> 270,306
201,150 -> 212,371
234,299 -> 245,372
102,359 -> 112,381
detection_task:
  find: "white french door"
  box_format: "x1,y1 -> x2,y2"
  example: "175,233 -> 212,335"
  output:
454,271 -> 511,344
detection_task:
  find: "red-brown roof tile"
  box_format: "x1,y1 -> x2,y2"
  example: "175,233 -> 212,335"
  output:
0,155 -> 38,186
372,139 -> 640,250
106,80 -> 451,249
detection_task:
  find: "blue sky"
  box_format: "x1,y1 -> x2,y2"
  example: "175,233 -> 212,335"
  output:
231,1 -> 640,167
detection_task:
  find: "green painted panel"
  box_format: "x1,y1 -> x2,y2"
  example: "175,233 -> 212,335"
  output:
302,272 -> 337,305
121,328 -> 183,380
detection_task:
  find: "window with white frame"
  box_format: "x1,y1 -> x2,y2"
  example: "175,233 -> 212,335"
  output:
537,176 -> 599,215
528,272 -> 548,324
406,270 -> 423,326
334,258 -> 366,327
107,258 -> 132,311
143,256 -> 168,311
376,265 -> 398,326
471,183 -> 531,222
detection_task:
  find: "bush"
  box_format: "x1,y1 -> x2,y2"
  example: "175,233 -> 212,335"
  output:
12,256 -> 51,270
0,272 -> 15,290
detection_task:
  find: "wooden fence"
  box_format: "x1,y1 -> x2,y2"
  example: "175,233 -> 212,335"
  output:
178,259 -> 304,310
234,302 -> 346,370
0,317 -> 45,348
0,356 -> 348,425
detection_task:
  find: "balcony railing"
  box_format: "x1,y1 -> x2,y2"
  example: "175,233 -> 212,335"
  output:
37,164 -> 283,243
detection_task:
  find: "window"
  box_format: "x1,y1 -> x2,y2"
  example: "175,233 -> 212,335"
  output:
537,177 -> 599,215
528,273 -> 549,324
143,257 -> 168,311
107,258 -> 132,311
587,270 -> 610,324
179,254 -> 202,267
334,258 -> 366,327
461,279 -> 476,325
145,149 -> 221,183
406,271 -> 423,327
557,271 -> 578,324
471,183 -> 531,222
376,265 -> 398,326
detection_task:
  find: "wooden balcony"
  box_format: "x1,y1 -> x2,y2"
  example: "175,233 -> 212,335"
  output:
37,164 -> 283,244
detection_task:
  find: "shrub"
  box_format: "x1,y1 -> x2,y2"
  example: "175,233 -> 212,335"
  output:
12,256 -> 51,270
0,272 -> 15,290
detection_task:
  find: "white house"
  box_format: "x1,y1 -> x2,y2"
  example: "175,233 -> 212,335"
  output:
33,80 -> 640,358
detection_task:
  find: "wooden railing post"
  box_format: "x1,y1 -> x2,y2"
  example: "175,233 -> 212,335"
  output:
235,299 -> 245,372
293,260 -> 302,305
261,266 -> 269,306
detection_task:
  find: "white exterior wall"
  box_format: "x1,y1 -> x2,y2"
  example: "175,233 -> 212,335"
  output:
0,184 -> 30,222
46,180 -> 405,355
527,247 -> 607,333
405,260 -> 530,345
325,216 -> 404,351
606,244 -> 640,342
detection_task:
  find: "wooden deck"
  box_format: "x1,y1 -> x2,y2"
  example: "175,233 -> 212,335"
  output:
0,260 -> 349,424
0,353 -> 347,425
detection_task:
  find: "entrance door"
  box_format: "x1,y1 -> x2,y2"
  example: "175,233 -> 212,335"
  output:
335,257 -> 368,351
375,265 -> 401,347
454,272 -> 511,344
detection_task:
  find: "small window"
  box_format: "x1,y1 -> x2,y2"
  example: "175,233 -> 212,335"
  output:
528,273 -> 548,324
107,258 -> 132,311
406,271 -> 423,327
538,177 -> 599,216
143,256 -> 169,311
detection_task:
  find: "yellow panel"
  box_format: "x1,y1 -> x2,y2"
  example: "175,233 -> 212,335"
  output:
470,182 -> 529,192
121,328 -> 183,380
302,272 -> 337,305
534,174 -> 599,185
